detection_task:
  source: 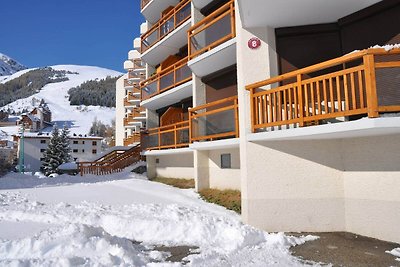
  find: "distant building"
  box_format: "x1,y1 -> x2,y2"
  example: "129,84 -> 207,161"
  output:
18,101 -> 52,132
13,133 -> 103,172
0,139 -> 16,166
0,111 -> 8,122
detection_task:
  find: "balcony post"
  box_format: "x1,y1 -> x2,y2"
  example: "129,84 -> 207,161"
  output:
174,124 -> 177,148
188,108 -> 193,143
363,54 -> 379,118
297,74 -> 305,127
234,98 -> 239,137
249,88 -> 255,133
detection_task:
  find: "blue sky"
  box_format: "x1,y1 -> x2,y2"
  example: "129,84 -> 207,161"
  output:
1,0 -> 143,72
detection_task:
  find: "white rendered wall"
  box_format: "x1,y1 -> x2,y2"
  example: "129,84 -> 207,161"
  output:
115,75 -> 127,146
342,135 -> 400,243
149,154 -> 194,179
208,148 -> 241,190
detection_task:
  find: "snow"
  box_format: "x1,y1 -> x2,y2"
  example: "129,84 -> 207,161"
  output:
386,248 -> 400,261
0,52 -> 27,76
1,65 -> 122,138
369,43 -> 400,51
0,167 -> 319,266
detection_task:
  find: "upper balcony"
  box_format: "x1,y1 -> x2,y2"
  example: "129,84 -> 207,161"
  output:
141,0 -> 191,66
141,96 -> 239,151
141,0 -> 180,24
188,0 -> 236,77
246,47 -> 400,141
140,57 -> 192,109
124,133 -> 141,146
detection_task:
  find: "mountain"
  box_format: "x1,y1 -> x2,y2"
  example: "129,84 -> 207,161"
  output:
0,65 -> 122,138
0,53 -> 27,76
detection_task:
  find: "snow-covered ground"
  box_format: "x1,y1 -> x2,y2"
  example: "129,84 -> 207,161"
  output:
0,166 -> 321,266
1,65 -> 121,139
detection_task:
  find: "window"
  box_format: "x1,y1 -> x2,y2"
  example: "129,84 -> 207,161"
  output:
40,149 -> 46,153
156,158 -> 160,164
221,154 -> 231,169
92,141 -> 97,146
73,140 -> 79,144
82,141 -> 85,144
73,149 -> 78,153
40,140 -> 46,144
82,149 -> 85,153
92,149 -> 97,154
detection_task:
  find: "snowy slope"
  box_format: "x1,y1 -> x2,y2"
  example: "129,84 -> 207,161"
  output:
1,65 -> 122,136
0,52 -> 26,76
0,168 -> 321,266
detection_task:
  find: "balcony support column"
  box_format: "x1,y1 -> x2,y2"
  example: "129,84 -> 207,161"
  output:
363,54 -> 379,118
194,150 -> 210,191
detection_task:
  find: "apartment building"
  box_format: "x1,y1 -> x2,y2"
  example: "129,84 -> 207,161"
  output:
115,40 -> 147,146
13,133 -> 103,172
118,0 -> 400,243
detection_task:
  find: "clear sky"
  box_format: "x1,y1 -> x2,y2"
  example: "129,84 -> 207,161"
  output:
1,0 -> 143,72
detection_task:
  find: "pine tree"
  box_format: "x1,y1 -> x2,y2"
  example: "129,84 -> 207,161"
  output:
59,125 -> 72,164
41,125 -> 63,176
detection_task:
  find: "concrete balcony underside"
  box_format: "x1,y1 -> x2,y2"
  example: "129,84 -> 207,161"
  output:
141,20 -> 191,66
188,38 -> 237,77
192,0 -> 213,9
141,0 -> 180,24
237,0 -> 380,28
247,117 -> 400,142
141,80 -> 193,110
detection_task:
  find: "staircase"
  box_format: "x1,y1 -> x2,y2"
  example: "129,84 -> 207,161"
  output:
77,145 -> 142,176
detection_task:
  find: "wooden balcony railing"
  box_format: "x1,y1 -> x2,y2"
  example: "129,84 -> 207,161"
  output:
140,57 -> 192,101
132,59 -> 145,69
246,48 -> 400,132
78,145 -> 142,175
127,92 -> 140,102
124,79 -> 138,88
141,121 -> 190,150
131,107 -> 146,118
124,98 -> 134,107
189,96 -> 239,142
141,0 -> 191,53
128,70 -> 145,80
141,0 -> 151,10
188,0 -> 235,60
124,133 -> 141,146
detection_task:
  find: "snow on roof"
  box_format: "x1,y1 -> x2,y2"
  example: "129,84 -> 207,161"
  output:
13,132 -> 103,140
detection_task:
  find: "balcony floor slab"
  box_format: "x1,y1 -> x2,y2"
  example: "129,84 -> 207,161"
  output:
247,117 -> 400,142
188,38 -> 237,77
142,147 -> 193,156
190,138 -> 240,150
141,80 -> 193,110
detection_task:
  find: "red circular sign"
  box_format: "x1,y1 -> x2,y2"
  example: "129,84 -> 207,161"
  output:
248,37 -> 261,49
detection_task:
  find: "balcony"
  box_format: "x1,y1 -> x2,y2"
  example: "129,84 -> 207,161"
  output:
124,98 -> 135,108
188,0 -> 236,77
246,48 -> 400,137
141,0 -> 191,66
127,92 -> 140,102
128,70 -> 145,80
124,133 -> 141,146
189,96 -> 239,142
140,57 -> 192,109
141,0 -> 180,24
124,79 -> 139,88
141,121 -> 190,150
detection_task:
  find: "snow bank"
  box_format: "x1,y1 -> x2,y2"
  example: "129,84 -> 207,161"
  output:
386,247 -> 400,261
0,170 -> 318,266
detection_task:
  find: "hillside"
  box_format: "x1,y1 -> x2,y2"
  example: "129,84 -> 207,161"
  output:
69,76 -> 120,108
0,65 -> 122,137
0,53 -> 26,76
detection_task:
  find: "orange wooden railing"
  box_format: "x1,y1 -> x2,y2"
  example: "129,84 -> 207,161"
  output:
246,48 -> 400,132
141,0 -> 191,53
128,70 -> 145,80
127,92 -> 140,102
141,121 -> 190,150
124,133 -> 141,146
141,0 -> 151,10
188,0 -> 235,60
140,57 -> 192,100
189,96 -> 239,142
77,145 -> 142,175
124,79 -> 138,88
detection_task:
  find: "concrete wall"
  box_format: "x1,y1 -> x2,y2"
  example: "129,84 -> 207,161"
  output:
242,134 -> 400,243
147,153 -> 194,179
342,135 -> 400,243
115,75 -> 127,146
208,148 -> 241,190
